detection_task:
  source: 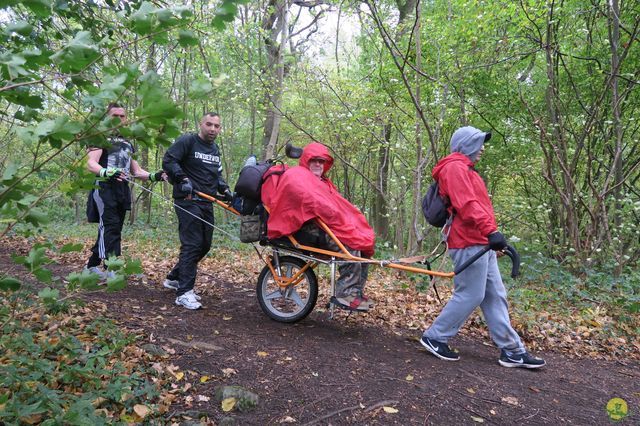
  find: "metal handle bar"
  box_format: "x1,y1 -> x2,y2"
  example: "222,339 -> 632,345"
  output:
453,244 -> 520,278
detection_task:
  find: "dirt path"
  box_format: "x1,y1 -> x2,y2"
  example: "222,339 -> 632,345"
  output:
3,244 -> 638,424
89,272 -> 638,425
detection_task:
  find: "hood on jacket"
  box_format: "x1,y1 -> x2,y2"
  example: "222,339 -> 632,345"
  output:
299,142 -> 334,175
432,152 -> 474,180
450,126 -> 491,162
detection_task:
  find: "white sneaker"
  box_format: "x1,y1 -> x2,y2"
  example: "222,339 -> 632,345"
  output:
163,279 -> 179,290
105,270 -> 116,280
184,289 -> 202,301
85,266 -> 107,280
175,292 -> 202,310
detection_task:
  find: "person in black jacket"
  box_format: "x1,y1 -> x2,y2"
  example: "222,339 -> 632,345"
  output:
162,112 -> 233,310
85,103 -> 166,279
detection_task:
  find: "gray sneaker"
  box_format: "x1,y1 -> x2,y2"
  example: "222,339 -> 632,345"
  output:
105,270 -> 117,280
85,266 -> 107,280
499,350 -> 546,369
163,279 -> 179,290
175,292 -> 202,310
184,289 -> 202,301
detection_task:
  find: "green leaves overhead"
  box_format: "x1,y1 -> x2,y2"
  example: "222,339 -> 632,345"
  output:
212,0 -> 249,30
50,31 -> 101,73
178,30 -> 199,47
135,71 -> 182,129
4,21 -> 34,37
126,1 -> 194,36
0,51 -> 29,80
17,116 -> 83,149
190,78 -> 214,99
21,0 -> 53,18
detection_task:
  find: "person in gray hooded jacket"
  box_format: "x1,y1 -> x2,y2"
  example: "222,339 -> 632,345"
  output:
419,126 -> 546,369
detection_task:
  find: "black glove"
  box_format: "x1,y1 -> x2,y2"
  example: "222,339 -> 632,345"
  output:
222,189 -> 234,202
149,170 -> 165,182
180,178 -> 193,196
488,231 -> 507,251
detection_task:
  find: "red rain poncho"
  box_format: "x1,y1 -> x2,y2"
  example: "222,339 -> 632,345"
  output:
261,142 -> 375,257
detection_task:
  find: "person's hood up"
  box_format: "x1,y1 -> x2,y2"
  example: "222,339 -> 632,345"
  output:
450,126 -> 491,162
299,142 -> 334,175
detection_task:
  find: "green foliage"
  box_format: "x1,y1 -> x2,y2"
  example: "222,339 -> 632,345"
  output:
0,276 -> 21,291
510,251 -> 640,324
0,298 -> 166,424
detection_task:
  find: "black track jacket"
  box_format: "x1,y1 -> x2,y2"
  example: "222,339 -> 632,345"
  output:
162,133 -> 229,200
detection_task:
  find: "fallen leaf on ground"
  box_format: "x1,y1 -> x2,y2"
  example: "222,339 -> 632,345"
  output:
383,406 -> 398,413
200,375 -> 210,383
222,368 -> 237,377
501,396 -> 519,406
467,388 -> 476,394
257,351 -> 269,357
222,397 -> 237,412
133,404 -> 150,419
471,416 -> 484,423
405,374 -> 414,381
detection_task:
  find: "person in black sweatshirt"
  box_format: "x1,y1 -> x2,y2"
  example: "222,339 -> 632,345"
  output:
162,112 -> 233,310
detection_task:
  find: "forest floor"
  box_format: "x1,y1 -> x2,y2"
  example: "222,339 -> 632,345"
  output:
2,236 -> 639,425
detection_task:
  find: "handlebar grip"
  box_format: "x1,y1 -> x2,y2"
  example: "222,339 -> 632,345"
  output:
503,244 -> 521,278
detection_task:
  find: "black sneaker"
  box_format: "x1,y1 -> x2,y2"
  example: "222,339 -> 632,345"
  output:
420,336 -> 460,361
499,350 -> 546,369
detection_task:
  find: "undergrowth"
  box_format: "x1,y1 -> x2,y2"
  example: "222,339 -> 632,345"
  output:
0,294 -> 172,424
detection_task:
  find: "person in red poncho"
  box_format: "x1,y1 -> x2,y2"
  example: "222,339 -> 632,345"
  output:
261,142 -> 375,311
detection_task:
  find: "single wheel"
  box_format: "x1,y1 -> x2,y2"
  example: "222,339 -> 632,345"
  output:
257,256 -> 318,323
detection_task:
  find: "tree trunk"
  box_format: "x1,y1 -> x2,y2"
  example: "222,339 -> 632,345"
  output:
373,123 -> 391,240
609,0 -> 623,275
407,0 -> 423,255
261,0 -> 287,160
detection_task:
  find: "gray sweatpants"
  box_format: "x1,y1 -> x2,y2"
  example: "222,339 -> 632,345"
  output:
423,245 -> 525,353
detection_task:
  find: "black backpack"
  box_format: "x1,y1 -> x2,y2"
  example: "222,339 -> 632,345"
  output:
234,161 -> 273,201
421,181 -> 452,227
233,162 -> 287,215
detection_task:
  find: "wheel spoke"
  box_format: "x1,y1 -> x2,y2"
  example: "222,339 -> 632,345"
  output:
264,289 -> 282,300
288,287 -> 306,308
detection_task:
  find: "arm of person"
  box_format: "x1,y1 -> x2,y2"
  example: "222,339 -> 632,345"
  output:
162,136 -> 189,183
87,148 -> 104,175
130,159 -> 149,180
131,160 -> 167,182
443,165 -> 496,236
217,168 -> 233,200
88,148 -> 127,181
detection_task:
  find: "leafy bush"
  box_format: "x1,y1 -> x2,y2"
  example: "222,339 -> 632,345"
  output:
0,295 -> 170,424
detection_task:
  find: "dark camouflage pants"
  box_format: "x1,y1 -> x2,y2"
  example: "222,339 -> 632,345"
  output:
294,222 -> 369,297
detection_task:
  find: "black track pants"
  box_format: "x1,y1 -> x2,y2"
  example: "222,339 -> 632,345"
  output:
167,200 -> 214,296
87,188 -> 128,268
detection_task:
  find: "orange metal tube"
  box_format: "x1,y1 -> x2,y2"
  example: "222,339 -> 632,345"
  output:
234,204 -> 453,278
194,191 -> 240,215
